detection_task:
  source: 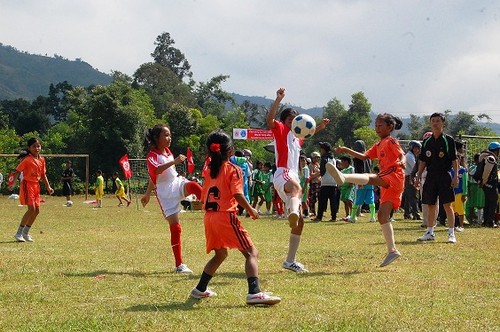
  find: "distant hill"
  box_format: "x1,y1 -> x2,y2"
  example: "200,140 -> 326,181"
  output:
0,43 -> 112,100
1,43 -> 499,135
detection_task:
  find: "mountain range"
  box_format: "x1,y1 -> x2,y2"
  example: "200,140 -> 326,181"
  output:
1,43 -> 499,134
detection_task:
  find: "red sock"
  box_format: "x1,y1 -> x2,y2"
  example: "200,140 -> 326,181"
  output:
170,223 -> 183,267
185,181 -> 202,200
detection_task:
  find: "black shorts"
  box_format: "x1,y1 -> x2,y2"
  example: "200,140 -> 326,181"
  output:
62,182 -> 72,196
422,172 -> 454,205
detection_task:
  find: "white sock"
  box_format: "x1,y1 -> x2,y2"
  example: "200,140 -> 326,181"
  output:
286,234 -> 301,263
427,227 -> 434,234
380,222 -> 396,253
448,228 -> 455,236
17,226 -> 24,235
288,196 -> 301,215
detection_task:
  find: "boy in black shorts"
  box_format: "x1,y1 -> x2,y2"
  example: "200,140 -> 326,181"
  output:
416,113 -> 459,243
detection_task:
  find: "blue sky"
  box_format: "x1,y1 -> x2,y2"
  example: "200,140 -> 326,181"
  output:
1,0 -> 499,122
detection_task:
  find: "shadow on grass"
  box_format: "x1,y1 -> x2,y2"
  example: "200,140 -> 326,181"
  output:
62,269 -> 172,278
126,296 -> 272,312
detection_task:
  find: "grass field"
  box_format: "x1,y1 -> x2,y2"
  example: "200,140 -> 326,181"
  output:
0,195 -> 498,332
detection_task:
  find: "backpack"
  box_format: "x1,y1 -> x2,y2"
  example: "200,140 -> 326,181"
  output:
471,151 -> 494,184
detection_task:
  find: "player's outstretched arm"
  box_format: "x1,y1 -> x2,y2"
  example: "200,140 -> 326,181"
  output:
266,88 -> 286,129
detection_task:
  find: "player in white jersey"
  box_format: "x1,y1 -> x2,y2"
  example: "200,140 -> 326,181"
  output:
141,124 -> 202,274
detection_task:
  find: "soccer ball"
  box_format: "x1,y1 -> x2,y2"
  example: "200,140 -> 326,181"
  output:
66,200 -> 73,207
291,114 -> 316,139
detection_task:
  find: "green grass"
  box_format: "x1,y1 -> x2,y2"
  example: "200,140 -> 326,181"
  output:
0,195 -> 498,332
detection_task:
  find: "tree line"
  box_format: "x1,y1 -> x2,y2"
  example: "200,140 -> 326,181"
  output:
0,32 -> 496,194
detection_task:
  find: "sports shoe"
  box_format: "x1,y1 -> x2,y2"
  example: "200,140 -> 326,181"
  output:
22,233 -> 33,242
448,234 -> 457,243
14,233 -> 25,242
346,216 -> 357,223
190,287 -> 217,299
175,263 -> 193,274
282,261 -> 308,273
417,232 -> 435,241
325,162 -> 345,185
369,217 -> 377,223
379,250 -> 401,267
456,226 -> 464,232
288,211 -> 299,228
246,292 -> 281,305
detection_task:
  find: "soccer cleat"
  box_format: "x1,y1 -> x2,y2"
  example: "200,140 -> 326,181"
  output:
14,233 -> 25,242
456,226 -> 464,232
288,211 -> 299,228
282,261 -> 309,273
417,232 -> 435,241
448,234 -> 457,243
379,250 -> 401,267
175,263 -> 193,274
22,233 -> 33,242
325,162 -> 345,185
190,287 -> 217,299
369,217 -> 377,223
246,292 -> 281,305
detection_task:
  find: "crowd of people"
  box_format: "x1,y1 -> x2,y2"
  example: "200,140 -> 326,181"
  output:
4,88 -> 499,307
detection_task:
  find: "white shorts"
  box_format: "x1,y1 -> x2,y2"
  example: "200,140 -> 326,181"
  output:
155,176 -> 188,217
273,167 -> 300,206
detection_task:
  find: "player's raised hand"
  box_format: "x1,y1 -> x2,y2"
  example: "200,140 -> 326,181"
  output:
276,88 -> 286,101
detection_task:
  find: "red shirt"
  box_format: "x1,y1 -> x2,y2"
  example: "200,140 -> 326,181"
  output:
366,136 -> 404,176
16,154 -> 46,183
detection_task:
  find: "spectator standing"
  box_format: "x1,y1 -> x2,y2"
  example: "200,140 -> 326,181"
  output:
349,140 -> 376,223
312,142 -> 339,222
452,155 -> 468,232
308,151 -> 321,218
478,142 -> 500,228
403,141 -> 422,220
339,156 -> 355,222
61,161 -> 74,206
465,153 -> 485,224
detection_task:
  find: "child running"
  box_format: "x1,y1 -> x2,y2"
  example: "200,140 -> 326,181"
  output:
141,124 -> 202,274
190,129 -> 281,305
9,137 -> 54,242
267,87 -> 330,272
112,172 -> 131,207
326,113 -> 405,267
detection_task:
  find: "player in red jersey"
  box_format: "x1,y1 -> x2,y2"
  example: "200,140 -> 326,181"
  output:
267,87 -> 329,272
